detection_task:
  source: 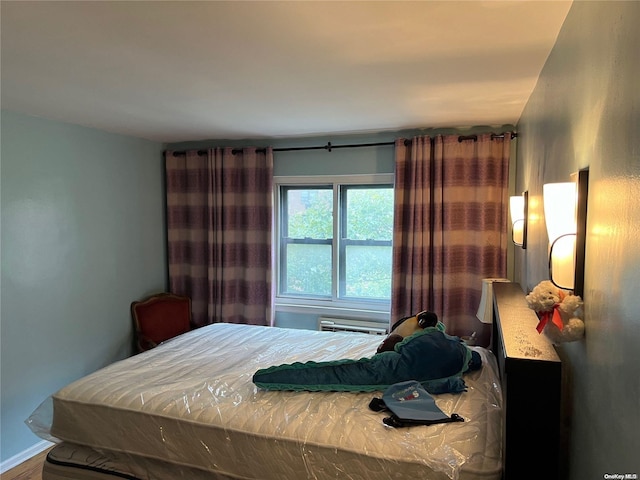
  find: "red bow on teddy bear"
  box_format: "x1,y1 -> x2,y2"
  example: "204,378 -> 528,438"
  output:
536,289 -> 565,333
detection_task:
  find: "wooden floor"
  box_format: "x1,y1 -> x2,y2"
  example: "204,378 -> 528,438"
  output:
2,448 -> 51,480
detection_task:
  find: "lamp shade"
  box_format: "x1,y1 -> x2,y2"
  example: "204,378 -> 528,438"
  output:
509,195 -> 525,246
476,278 -> 510,323
509,196 -> 524,221
543,182 -> 578,290
543,182 -> 577,241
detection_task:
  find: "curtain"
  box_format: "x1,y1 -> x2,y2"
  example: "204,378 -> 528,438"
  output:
165,147 -> 273,327
391,136 -> 434,320
391,133 -> 511,337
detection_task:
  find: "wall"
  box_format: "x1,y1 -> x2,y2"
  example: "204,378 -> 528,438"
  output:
0,111 -> 166,464
514,1 -> 639,477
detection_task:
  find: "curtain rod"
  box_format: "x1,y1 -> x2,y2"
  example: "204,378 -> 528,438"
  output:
274,140 -> 396,152
171,131 -> 517,156
459,131 -> 518,143
172,140 -> 396,156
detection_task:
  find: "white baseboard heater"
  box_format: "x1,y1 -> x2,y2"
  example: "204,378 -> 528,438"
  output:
318,317 -> 388,335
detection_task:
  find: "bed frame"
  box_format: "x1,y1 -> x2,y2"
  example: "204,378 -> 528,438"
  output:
491,282 -> 562,480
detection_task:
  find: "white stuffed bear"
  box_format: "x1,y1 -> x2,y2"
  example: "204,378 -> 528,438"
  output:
525,280 -> 585,344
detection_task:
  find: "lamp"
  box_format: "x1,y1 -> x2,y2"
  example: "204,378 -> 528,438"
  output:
476,278 -> 510,324
509,191 -> 528,249
543,169 -> 589,296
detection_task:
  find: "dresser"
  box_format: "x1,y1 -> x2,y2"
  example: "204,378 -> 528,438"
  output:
492,282 -> 563,479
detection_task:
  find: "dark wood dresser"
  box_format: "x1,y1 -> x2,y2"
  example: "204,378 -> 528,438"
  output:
492,282 -> 562,479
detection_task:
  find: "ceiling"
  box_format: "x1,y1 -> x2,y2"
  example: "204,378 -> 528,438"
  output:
1,1 -> 572,143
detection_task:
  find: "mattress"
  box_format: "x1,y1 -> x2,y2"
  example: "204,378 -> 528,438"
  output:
35,323 -> 503,480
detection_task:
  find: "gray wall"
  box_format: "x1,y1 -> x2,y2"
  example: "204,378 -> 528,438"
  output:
514,1 -> 639,476
0,111 -> 167,462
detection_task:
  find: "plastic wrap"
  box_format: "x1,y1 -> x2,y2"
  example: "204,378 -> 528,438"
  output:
28,323 -> 502,480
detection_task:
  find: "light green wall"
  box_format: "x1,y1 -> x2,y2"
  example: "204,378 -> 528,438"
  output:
515,1 -> 639,476
0,111 -> 166,462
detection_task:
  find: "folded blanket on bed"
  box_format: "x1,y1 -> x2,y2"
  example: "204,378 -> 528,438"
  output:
253,327 -> 482,393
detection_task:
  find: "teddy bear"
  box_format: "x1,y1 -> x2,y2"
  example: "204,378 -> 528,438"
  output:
525,280 -> 585,344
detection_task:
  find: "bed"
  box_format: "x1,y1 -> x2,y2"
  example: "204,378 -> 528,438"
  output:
28,282 -> 562,480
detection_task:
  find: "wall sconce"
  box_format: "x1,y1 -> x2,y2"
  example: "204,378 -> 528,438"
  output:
542,169 -> 589,297
509,191 -> 528,249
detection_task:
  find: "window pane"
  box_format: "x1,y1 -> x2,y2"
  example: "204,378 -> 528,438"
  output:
342,186 -> 393,301
284,244 -> 332,296
286,188 -> 333,239
345,187 -> 393,241
345,245 -> 392,299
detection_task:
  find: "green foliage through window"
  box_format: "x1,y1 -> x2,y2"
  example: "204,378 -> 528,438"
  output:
279,183 -> 393,303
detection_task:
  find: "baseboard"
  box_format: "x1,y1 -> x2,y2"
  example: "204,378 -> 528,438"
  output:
0,439 -> 54,474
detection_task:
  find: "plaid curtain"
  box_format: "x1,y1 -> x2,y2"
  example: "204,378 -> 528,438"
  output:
390,136 -> 434,321
165,147 -> 273,327
391,133 -> 510,337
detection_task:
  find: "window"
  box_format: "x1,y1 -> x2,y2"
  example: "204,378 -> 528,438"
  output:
276,175 -> 393,314
339,185 -> 393,300
280,186 -> 333,297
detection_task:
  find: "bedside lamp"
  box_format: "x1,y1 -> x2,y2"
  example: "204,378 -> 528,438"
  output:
476,278 -> 510,324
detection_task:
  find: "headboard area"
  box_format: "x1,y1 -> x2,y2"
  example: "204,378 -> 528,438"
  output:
491,282 -> 562,480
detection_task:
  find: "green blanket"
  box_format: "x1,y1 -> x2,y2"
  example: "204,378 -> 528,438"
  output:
253,328 -> 481,394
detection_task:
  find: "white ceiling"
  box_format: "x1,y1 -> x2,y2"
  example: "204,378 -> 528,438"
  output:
1,1 -> 572,143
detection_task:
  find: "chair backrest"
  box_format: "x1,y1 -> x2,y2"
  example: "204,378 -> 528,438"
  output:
131,293 -> 192,352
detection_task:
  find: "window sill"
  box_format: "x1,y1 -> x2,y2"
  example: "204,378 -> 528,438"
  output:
274,300 -> 390,323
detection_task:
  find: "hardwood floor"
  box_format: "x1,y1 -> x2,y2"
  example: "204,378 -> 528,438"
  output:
2,448 -> 51,480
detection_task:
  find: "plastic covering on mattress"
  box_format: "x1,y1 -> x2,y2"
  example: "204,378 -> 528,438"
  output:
29,323 -> 503,480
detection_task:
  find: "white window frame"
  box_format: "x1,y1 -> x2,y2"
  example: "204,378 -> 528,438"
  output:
274,174 -> 394,321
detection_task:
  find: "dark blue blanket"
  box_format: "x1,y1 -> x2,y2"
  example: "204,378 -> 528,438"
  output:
253,328 -> 481,394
